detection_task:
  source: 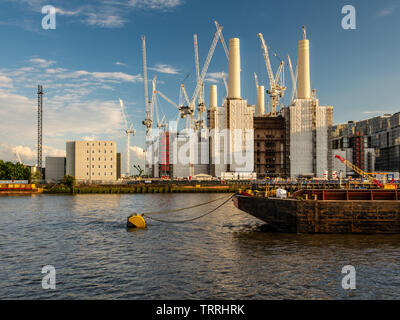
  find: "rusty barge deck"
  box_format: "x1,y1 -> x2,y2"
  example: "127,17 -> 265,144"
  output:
233,189 -> 400,234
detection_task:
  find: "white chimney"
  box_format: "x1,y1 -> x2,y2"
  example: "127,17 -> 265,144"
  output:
228,38 -> 241,99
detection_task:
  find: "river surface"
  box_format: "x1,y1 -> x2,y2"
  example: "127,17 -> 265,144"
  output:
1,193 -> 400,300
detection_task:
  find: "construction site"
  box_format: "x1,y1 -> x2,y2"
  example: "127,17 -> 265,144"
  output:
21,21 -> 400,190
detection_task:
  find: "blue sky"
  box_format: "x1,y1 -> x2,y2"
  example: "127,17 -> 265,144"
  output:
0,0 -> 399,169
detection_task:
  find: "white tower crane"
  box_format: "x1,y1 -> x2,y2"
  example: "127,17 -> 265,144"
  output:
287,54 -> 298,103
188,24 -> 224,128
119,99 -> 136,177
257,33 -> 287,116
221,71 -> 228,97
14,149 -> 22,164
141,35 -> 153,134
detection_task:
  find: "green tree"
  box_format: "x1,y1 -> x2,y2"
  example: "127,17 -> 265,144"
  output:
0,160 -> 31,180
62,175 -> 76,194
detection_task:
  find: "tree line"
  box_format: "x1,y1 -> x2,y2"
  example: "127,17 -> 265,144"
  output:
0,160 -> 31,180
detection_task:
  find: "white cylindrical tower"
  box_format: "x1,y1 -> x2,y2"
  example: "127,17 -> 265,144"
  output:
228,38 -> 241,99
209,85 -> 218,109
297,28 -> 311,99
256,85 -> 265,116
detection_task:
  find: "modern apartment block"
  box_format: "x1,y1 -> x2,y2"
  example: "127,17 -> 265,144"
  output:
66,141 -> 119,182
332,113 -> 400,174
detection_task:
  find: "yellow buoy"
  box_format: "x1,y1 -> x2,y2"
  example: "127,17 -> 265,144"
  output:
127,214 -> 146,229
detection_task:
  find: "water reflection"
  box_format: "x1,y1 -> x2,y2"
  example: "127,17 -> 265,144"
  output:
1,194 -> 400,299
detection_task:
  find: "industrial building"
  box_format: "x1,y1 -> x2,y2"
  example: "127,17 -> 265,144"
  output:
208,38 -> 255,177
283,28 -> 333,179
45,156 -> 66,182
332,113 -> 400,175
253,116 -> 287,178
66,141 -> 121,182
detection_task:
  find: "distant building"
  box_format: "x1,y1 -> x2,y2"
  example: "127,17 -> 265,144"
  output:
45,157 -> 66,182
66,141 -> 119,182
253,116 -> 287,178
331,113 -> 400,175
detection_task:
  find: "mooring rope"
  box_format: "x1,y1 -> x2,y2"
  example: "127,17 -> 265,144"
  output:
139,194 -> 233,216
142,195 -> 234,224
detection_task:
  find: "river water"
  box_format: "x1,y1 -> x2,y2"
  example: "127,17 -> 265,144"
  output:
1,193 -> 400,300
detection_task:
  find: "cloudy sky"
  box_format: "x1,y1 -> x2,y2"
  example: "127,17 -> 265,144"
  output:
0,0 -> 399,169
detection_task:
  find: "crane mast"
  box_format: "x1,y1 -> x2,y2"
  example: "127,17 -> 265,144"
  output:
257,33 -> 286,116
142,35 -> 152,133
189,25 -> 223,115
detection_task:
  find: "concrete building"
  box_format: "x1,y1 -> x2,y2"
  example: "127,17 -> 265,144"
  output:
45,156 -> 66,182
66,141 -> 119,182
284,28 -> 333,179
254,116 -> 287,178
208,38 -> 255,177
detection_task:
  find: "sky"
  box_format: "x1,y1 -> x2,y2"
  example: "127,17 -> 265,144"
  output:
0,0 -> 400,170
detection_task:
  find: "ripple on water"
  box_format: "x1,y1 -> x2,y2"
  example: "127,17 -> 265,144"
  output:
1,193 -> 400,299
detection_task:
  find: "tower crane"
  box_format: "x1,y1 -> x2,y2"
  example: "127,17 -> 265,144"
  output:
141,35 -> 153,134
119,99 -> 136,177
14,149 -> 22,164
287,55 -> 298,103
193,34 -> 206,131
335,155 -> 397,189
257,33 -> 287,116
188,24 -> 224,126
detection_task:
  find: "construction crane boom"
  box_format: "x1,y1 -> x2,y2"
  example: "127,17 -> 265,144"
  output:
156,90 -> 179,109
214,20 -> 229,59
189,25 -> 223,111
335,155 -> 384,188
257,33 -> 275,88
254,72 -> 259,88
221,71 -> 228,95
287,55 -> 297,102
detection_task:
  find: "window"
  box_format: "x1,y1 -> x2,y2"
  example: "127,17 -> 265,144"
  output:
105,150 -> 107,154
110,172 -> 112,175
87,150 -> 89,153
87,172 -> 89,175
92,150 -> 94,153
87,143 -> 89,146
87,157 -> 89,161
98,165 -> 100,168
92,165 -> 94,168
104,172 -> 107,176
104,165 -> 106,168
92,172 -> 94,175
98,157 -> 100,161
92,158 -> 94,161
110,165 -> 112,168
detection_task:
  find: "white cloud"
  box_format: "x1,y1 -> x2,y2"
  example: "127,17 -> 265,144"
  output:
29,58 -> 56,68
128,0 -> 182,10
0,143 -> 65,163
205,71 -> 226,83
82,136 -> 99,141
148,64 -> 180,74
115,62 -> 128,66
0,73 -> 13,88
130,145 -> 145,157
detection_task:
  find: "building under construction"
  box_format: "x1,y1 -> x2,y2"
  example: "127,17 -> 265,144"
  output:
282,28 -> 333,179
332,113 -> 400,175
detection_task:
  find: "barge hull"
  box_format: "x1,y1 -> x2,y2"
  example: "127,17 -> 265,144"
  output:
233,195 -> 400,234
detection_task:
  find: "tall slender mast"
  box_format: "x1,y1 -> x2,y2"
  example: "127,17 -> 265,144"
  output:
37,85 -> 43,169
